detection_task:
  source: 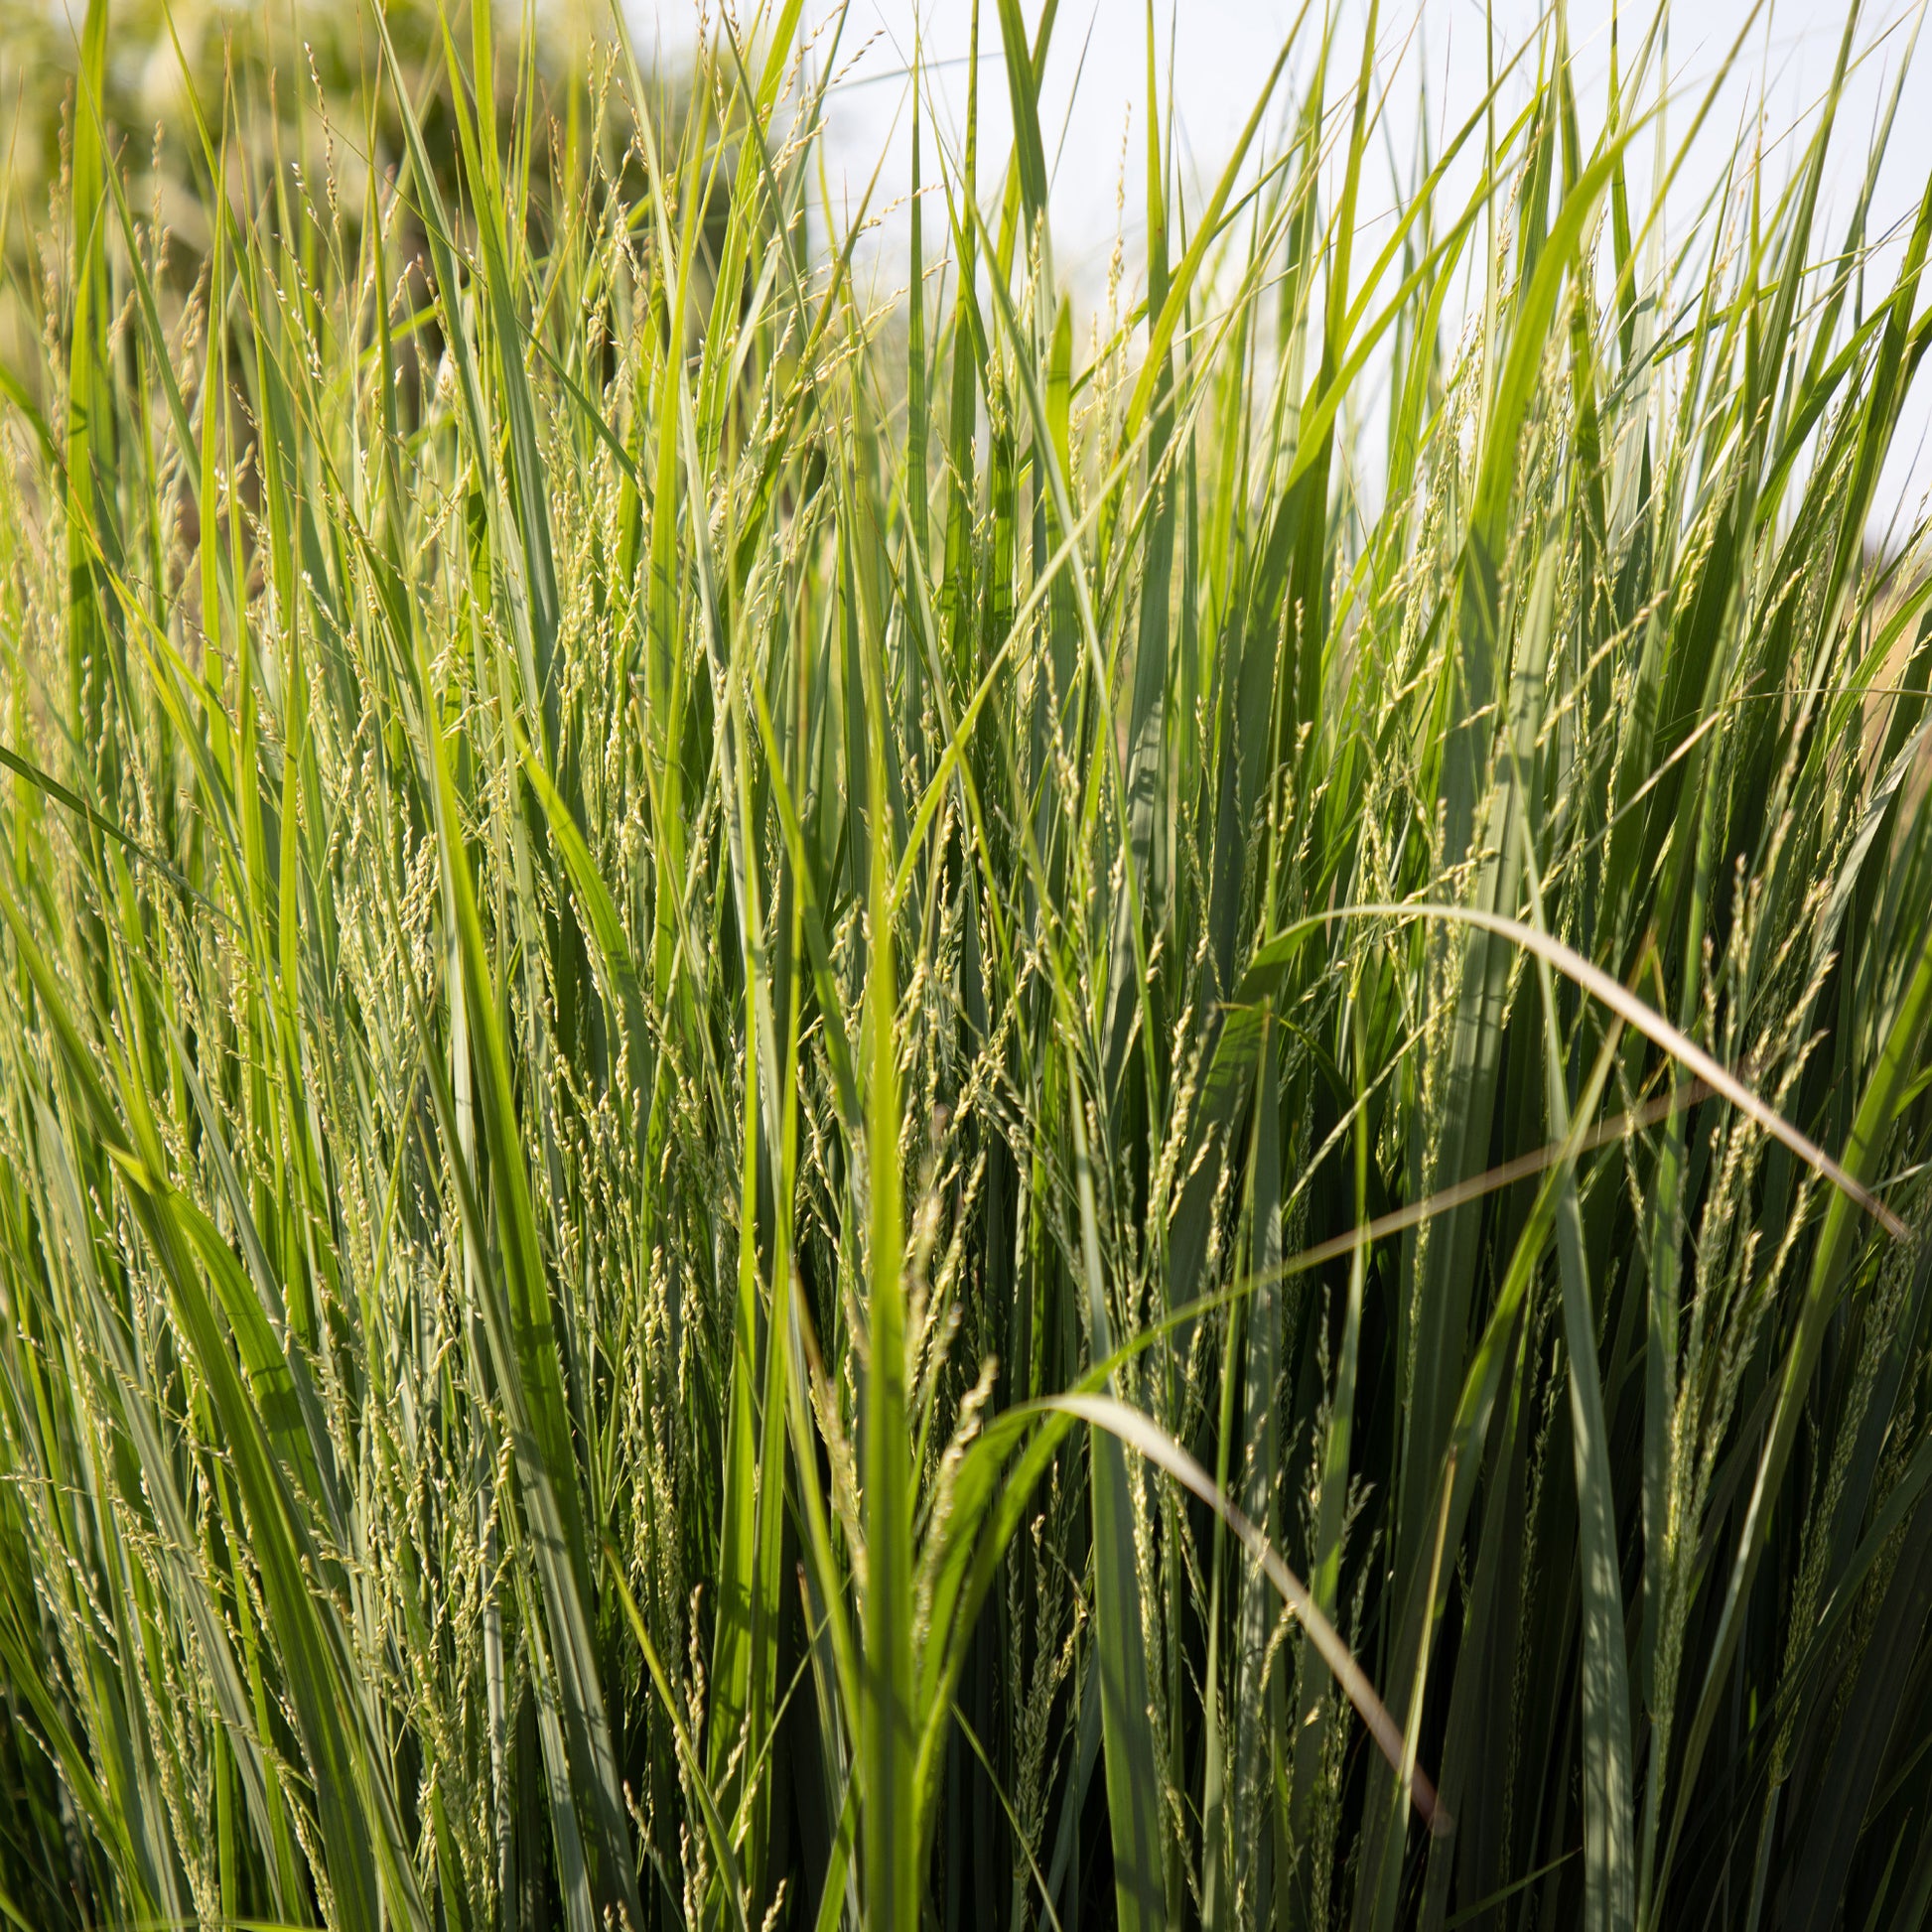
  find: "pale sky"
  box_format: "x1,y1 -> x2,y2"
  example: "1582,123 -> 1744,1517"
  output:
641,0 -> 1932,525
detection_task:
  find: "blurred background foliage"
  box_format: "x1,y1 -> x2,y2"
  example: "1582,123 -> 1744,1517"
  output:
0,0 -> 729,426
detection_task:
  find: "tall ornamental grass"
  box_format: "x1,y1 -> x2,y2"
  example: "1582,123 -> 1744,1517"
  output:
3,2 -> 1932,1928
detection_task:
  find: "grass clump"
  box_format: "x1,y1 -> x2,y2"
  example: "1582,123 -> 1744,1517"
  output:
3,2 -> 1932,1929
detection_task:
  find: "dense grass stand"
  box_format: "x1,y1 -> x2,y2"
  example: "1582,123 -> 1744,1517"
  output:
3,2 -> 1932,1928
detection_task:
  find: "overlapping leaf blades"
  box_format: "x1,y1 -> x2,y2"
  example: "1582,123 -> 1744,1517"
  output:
2,3 -> 1931,1929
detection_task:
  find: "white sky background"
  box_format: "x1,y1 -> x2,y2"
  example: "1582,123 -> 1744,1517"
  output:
638,0 -> 1932,531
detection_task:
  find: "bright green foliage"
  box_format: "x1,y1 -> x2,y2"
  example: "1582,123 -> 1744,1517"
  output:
4,3 -> 1932,1929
